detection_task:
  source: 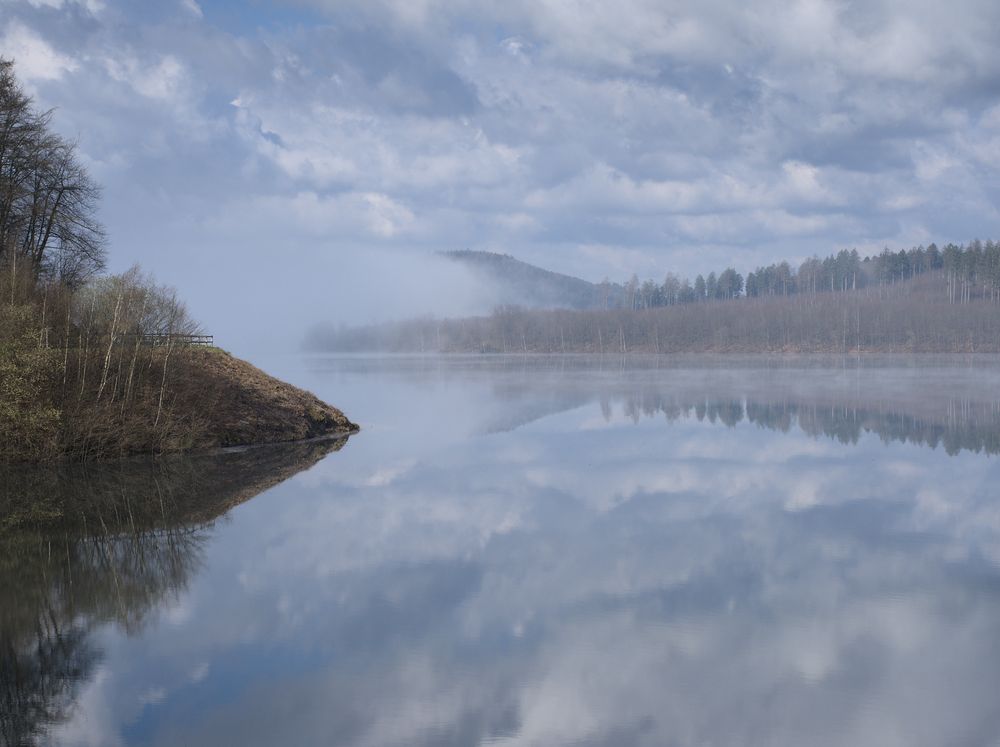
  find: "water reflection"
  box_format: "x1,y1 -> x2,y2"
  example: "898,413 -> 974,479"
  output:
5,357 -> 1000,746
609,393 -> 1000,455
0,438 -> 348,747
370,355 -> 1000,456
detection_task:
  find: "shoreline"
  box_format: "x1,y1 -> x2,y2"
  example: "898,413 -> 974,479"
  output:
0,347 -> 359,464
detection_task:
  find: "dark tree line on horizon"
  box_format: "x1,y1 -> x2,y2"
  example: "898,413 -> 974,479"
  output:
612,241 -> 1000,310
311,240 -> 1000,354
309,270 -> 1000,354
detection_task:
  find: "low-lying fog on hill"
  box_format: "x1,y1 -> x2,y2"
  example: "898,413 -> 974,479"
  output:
307,243 -> 1000,354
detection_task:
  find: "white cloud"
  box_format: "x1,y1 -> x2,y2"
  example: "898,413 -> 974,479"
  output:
0,20 -> 77,81
21,0 -> 104,12
103,54 -> 187,102
180,0 -> 203,18
212,191 -> 417,241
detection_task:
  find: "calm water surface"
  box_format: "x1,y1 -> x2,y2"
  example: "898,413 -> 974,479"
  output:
5,355 -> 1000,747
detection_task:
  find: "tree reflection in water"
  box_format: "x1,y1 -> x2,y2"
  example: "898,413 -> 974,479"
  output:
0,437 -> 349,746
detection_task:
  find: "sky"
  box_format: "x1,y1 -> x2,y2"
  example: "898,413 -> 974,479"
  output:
2,0 -> 1000,352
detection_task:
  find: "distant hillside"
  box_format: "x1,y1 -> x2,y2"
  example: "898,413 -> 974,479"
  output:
441,250 -> 622,309
309,240 -> 1000,353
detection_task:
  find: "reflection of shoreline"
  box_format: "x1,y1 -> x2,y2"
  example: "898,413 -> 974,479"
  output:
622,394 -> 1000,457
308,356 -> 1000,456
0,435 -> 351,533
0,436 -> 351,746
481,375 -> 1000,457
304,352 -> 1000,374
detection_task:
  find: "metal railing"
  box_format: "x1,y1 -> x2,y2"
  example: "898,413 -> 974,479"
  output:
51,332 -> 215,348
123,333 -> 214,347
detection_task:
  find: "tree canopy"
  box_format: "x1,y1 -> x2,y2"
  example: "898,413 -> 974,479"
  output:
0,58 -> 105,287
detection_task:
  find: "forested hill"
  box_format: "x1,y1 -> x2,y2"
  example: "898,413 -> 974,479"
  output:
441,250 -> 622,309
444,241 -> 1000,313
311,240 -> 1000,354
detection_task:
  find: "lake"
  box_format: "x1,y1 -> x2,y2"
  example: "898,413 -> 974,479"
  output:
4,355 -> 1000,747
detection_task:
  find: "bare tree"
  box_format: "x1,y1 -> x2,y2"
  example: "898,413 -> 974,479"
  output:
0,58 -> 106,286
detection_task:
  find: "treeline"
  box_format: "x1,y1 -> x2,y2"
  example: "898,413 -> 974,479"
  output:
614,242 -> 1000,310
1,263 -> 210,461
443,243 -> 1000,312
0,59 -> 105,286
0,60 -> 211,461
307,271 -> 1000,354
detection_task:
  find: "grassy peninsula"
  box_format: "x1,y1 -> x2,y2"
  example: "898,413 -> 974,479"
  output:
0,60 -> 356,463
0,279 -> 358,463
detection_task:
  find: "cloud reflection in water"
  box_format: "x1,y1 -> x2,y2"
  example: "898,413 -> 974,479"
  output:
8,357 -> 1000,746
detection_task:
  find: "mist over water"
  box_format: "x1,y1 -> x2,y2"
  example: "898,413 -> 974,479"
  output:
167,250 -> 503,359
5,356 -> 1000,747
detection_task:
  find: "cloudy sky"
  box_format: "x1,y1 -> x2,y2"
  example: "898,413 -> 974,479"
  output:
3,0 -> 1000,350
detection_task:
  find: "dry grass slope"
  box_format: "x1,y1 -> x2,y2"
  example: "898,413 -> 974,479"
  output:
0,296 -> 359,462
187,348 -> 358,447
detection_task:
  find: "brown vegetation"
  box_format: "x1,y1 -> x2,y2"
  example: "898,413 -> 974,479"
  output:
166,347 -> 359,449
1,263 -> 357,463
